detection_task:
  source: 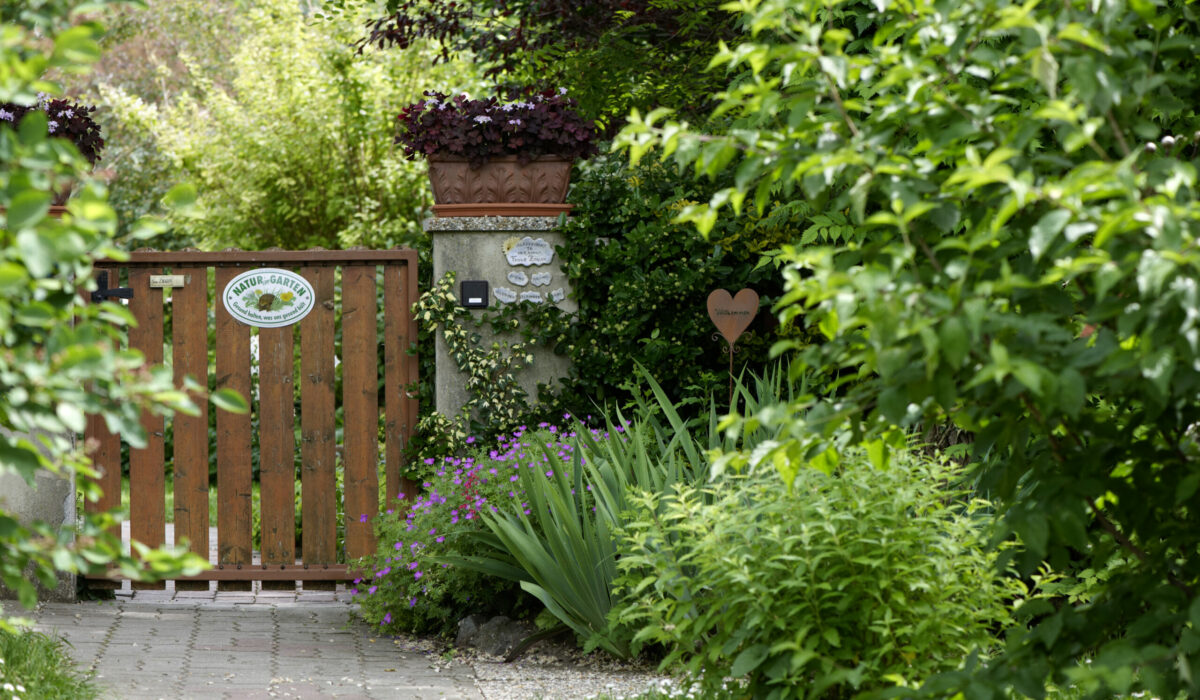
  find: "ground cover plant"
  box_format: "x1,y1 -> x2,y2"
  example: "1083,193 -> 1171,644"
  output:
355,427 -> 574,635
617,0 -> 1200,695
0,627 -> 98,700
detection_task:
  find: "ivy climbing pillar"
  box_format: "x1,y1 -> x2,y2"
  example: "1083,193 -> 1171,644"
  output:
426,216 -> 576,420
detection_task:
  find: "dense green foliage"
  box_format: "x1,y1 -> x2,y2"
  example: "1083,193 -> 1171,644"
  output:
549,156 -> 795,409
1,1 -> 212,619
102,0 -> 451,251
347,0 -> 737,129
613,454 -> 1016,699
619,0 -> 1200,695
0,627 -> 99,700
75,0 -> 242,243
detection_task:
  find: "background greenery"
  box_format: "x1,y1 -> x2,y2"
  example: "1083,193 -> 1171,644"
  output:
618,0 -> 1200,696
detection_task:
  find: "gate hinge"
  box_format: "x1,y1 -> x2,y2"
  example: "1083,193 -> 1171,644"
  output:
91,271 -> 133,303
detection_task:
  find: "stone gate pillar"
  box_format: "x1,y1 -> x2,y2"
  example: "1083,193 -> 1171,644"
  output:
425,216 -> 575,419
0,428 -> 76,602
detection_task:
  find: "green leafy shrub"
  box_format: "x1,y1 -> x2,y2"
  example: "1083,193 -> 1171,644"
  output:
612,451 -> 1017,699
441,368 -> 799,657
617,0 -> 1200,694
1,3 -> 214,617
101,0 -> 453,251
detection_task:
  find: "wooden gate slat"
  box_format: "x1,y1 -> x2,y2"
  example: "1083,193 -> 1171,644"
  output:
259,321 -> 296,587
300,265 -> 336,586
172,266 -> 210,591
384,260 -> 420,503
342,264 -> 378,561
384,264 -> 402,503
85,270 -> 124,551
214,265 -> 253,591
127,267 -> 166,590
402,258 -> 420,501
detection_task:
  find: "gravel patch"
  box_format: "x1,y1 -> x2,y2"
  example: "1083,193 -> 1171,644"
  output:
388,631 -> 683,699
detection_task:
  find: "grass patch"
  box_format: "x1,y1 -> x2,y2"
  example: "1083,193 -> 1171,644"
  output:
0,627 -> 99,700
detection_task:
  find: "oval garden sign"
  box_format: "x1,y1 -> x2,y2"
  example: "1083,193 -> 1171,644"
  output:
222,268 -> 315,328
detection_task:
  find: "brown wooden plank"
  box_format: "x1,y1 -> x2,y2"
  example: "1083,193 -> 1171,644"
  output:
300,265 -> 336,587
170,266 -> 210,590
127,266 -> 166,590
401,258 -> 420,501
341,264 -> 379,560
84,412 -> 122,535
214,265 -> 253,591
85,270 -> 124,544
86,563 -> 355,582
97,249 -> 418,266
384,263 -> 402,504
259,321 -> 296,589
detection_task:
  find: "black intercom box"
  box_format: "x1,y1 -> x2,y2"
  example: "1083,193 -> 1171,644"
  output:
461,280 -> 489,308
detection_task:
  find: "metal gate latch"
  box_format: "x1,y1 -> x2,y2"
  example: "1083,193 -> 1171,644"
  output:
90,271 -> 134,302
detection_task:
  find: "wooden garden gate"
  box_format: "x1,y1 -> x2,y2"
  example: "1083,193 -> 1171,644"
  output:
83,249 -> 419,590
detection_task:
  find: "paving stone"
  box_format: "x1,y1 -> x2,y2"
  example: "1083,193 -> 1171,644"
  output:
36,599 -> 482,699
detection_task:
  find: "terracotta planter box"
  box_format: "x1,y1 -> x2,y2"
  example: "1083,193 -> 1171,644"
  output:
428,155 -> 573,218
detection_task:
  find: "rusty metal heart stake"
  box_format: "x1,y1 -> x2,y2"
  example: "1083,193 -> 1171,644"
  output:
707,288 -> 759,405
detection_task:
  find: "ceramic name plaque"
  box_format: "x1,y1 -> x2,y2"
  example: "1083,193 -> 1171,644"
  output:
550,288 -> 565,303
519,291 -> 544,303
505,237 -> 555,266
494,287 -> 518,303
222,268 -> 316,328
531,272 -> 552,287
507,271 -> 529,287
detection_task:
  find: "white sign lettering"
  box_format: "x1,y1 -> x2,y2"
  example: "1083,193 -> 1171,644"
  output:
507,271 -> 529,287
494,287 -> 518,304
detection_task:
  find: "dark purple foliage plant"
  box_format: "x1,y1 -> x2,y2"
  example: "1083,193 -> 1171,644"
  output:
395,89 -> 598,168
0,94 -> 105,165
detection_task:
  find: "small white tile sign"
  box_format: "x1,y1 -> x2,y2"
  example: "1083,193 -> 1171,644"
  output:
494,287 -> 518,303
507,271 -> 529,287
531,272 -> 552,287
505,237 -> 555,266
550,287 -> 566,303
519,291 -> 544,303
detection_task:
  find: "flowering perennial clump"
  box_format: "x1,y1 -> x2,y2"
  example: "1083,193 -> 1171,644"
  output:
354,420 -> 623,635
395,88 -> 598,168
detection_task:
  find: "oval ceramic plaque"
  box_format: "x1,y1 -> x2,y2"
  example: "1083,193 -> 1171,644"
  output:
222,268 -> 316,328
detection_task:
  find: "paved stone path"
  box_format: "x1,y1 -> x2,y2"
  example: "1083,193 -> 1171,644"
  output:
32,585 -> 483,700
